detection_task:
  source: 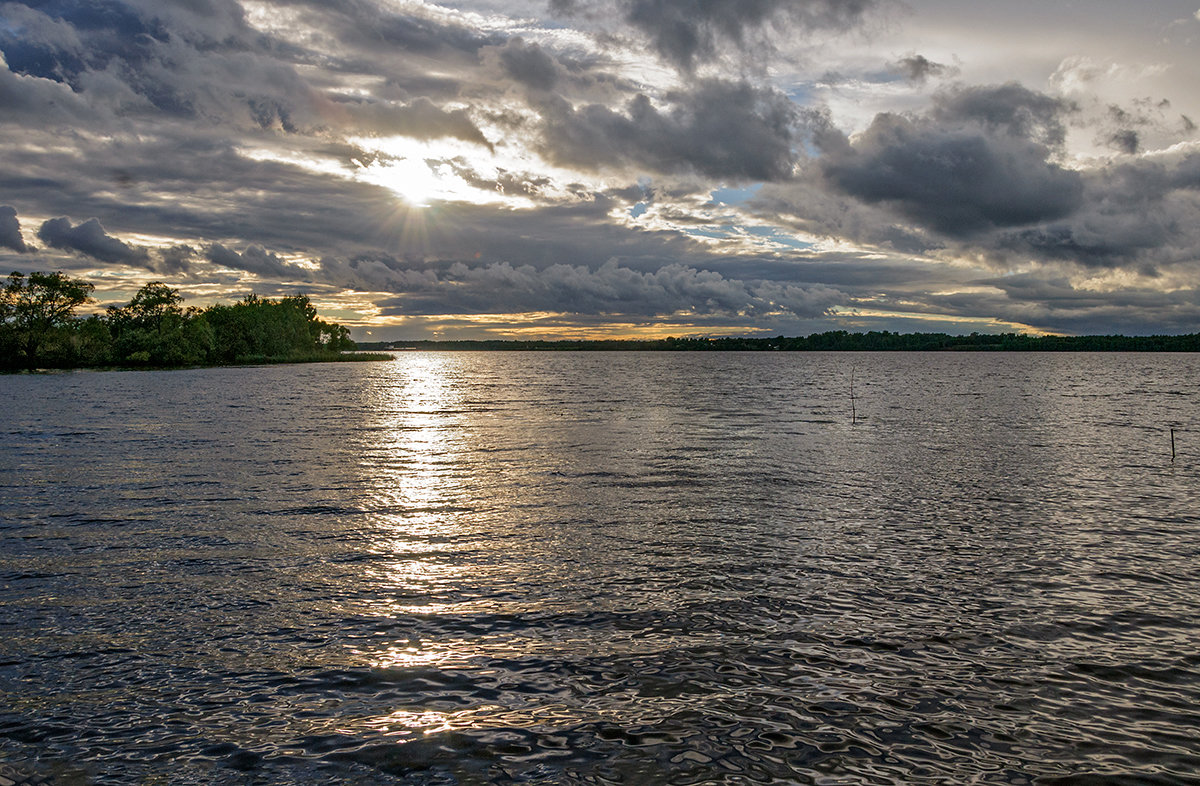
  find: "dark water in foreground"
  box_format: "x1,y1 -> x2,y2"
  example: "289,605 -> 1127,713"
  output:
2,352 -> 1200,785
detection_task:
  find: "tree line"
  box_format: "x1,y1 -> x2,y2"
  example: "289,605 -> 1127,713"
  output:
1,271 -> 358,370
357,330 -> 1200,353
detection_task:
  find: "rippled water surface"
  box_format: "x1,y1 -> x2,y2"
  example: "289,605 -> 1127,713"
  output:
3,352 -> 1200,784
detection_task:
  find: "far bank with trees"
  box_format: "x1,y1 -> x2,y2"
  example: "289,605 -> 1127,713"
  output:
0,271 -> 374,370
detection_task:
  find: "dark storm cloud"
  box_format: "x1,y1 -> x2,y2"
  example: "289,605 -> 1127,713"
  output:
819,118 -> 1082,237
538,79 -> 798,181
37,216 -> 150,265
758,91 -> 1200,283
479,37 -> 636,113
551,0 -> 877,71
993,152 -> 1200,270
815,84 -> 1082,237
0,206 -> 29,252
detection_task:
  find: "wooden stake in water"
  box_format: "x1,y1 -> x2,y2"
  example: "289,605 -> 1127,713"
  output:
1171,428 -> 1176,462
850,365 -> 858,426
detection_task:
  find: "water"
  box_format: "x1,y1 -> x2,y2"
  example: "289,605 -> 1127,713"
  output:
2,352 -> 1199,784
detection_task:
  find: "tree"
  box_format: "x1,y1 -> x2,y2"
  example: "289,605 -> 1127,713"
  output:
204,293 -> 354,362
317,320 -> 355,352
110,282 -> 184,331
106,282 -> 212,366
0,271 -> 95,368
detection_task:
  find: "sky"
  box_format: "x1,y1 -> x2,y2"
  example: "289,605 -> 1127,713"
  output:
2,0 -> 1200,340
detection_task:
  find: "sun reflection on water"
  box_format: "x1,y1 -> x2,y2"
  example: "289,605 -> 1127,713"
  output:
363,709 -> 459,737
360,354 -> 474,585
350,356 -> 600,742
367,354 -> 463,511
354,354 -> 499,730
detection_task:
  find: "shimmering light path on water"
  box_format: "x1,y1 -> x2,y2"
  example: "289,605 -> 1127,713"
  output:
2,352 -> 1199,784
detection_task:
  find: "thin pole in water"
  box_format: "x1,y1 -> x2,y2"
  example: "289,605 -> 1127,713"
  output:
850,365 -> 858,425
1171,428 -> 1176,462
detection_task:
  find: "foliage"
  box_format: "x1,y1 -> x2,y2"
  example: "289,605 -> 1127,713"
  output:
0,271 -> 96,368
1,272 -> 364,370
106,282 -> 213,366
204,294 -> 354,364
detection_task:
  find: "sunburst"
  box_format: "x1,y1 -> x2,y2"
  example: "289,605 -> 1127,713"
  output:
374,156 -> 442,209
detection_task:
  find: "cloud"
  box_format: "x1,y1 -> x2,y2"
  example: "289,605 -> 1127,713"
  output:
993,151 -> 1200,270
1105,129 -> 1140,155
0,49 -> 95,126
761,101 -> 1200,285
485,37 -> 563,91
1092,99 -> 1181,155
814,84 -> 1082,237
366,258 -> 844,318
537,79 -> 799,181
931,82 -> 1072,147
206,243 -> 301,279
1048,57 -> 1194,155
36,216 -> 150,265
892,54 -> 956,84
277,0 -> 502,58
755,81 -> 1200,288
0,1 -> 255,118
1,0 -> 438,136
339,96 -> 492,148
552,0 -> 877,71
0,206 -> 29,252
157,244 -> 198,275
933,273 -> 1200,336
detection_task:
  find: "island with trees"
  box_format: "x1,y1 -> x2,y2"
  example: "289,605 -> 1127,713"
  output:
0,271 -> 377,370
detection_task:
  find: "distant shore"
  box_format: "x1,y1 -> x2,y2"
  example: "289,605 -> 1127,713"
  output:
356,332 -> 1200,353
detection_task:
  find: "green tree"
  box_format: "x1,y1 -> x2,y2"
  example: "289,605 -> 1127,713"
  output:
0,271 -> 95,368
106,282 -> 213,366
113,282 -> 184,330
204,293 -> 354,362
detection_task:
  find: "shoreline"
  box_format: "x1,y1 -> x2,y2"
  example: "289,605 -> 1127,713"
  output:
2,351 -> 394,374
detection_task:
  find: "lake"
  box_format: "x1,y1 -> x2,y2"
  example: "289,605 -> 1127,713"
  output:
2,352 -> 1199,784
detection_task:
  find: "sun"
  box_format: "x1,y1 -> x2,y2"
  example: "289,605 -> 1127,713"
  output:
349,135 -> 532,208
379,156 -> 442,208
